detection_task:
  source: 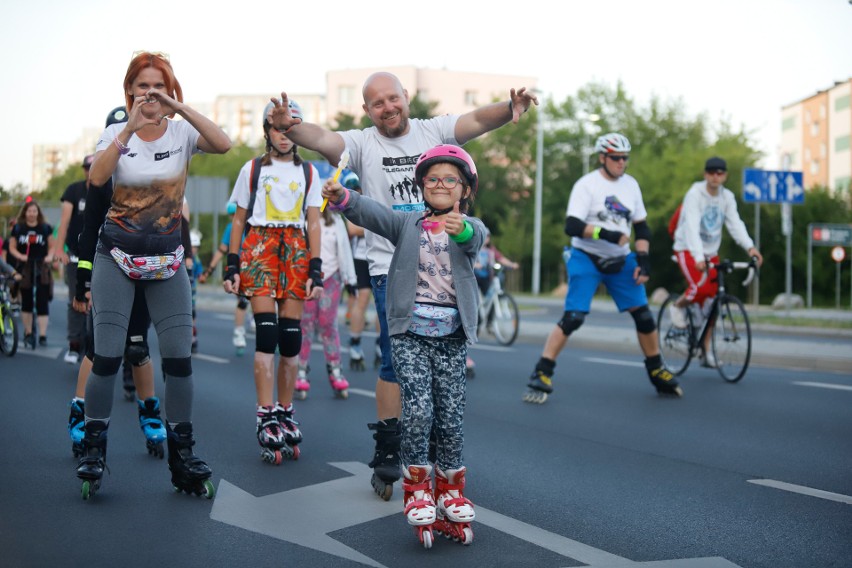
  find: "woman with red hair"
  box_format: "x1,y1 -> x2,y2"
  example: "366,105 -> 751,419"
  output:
76,51 -> 231,500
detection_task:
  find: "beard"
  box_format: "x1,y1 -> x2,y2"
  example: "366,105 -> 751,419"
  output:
377,114 -> 409,138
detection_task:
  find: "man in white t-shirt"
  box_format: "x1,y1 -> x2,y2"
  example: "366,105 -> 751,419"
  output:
524,133 -> 683,404
268,72 -> 538,499
669,156 -> 763,367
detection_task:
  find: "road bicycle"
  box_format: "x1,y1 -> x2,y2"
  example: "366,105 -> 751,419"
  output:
0,275 -> 19,357
477,263 -> 519,346
657,257 -> 758,383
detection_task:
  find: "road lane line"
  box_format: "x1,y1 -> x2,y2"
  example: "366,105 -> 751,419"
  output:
747,479 -> 852,505
793,381 -> 852,392
193,353 -> 230,364
583,357 -> 644,368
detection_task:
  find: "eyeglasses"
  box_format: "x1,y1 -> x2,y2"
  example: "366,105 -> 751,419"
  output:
422,176 -> 464,189
131,50 -> 171,63
606,155 -> 629,162
705,169 -> 727,175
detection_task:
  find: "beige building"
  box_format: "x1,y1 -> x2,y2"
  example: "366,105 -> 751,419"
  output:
780,78 -> 851,197
326,65 -> 537,126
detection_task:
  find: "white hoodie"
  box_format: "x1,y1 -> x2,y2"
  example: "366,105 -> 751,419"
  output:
673,181 -> 754,259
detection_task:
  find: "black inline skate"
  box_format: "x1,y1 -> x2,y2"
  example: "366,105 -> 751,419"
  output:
349,337 -> 366,371
275,403 -> 302,460
166,422 -> 215,498
76,420 -> 108,500
523,358 -> 555,404
645,356 -> 683,397
257,406 -> 290,465
368,418 -> 402,500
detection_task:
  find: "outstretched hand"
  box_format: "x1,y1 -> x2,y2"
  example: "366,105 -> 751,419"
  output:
322,179 -> 346,205
444,202 -> 465,235
269,92 -> 301,132
509,87 -> 539,123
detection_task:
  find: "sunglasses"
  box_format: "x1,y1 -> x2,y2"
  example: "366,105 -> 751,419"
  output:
606,155 -> 629,162
705,169 -> 727,175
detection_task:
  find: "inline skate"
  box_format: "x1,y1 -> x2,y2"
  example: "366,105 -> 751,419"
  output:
402,464 -> 436,549
233,326 -> 246,357
368,418 -> 401,500
256,405 -> 289,465
138,397 -> 166,459
327,363 -> 349,399
76,420 -> 108,500
349,337 -> 365,371
465,356 -> 476,379
166,422 -> 215,498
68,399 -> 85,458
523,359 -> 555,404
645,357 -> 683,397
433,467 -> 474,545
274,403 -> 302,460
294,365 -> 310,401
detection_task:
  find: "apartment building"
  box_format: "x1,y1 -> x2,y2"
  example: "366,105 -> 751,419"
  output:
326,65 -> 537,126
779,78 -> 852,197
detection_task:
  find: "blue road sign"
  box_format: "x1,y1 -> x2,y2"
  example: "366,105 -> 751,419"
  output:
742,168 -> 804,204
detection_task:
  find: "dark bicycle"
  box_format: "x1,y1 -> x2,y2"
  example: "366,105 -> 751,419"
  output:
0,275 -> 19,357
657,258 -> 758,383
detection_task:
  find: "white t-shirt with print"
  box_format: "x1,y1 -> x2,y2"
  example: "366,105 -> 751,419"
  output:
339,115 -> 460,276
566,169 -> 647,259
673,181 -> 754,259
230,159 -> 322,228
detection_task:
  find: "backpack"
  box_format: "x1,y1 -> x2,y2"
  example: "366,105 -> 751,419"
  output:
244,157 -> 313,236
667,203 -> 682,240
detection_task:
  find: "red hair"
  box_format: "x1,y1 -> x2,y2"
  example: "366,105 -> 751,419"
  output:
123,52 -> 183,115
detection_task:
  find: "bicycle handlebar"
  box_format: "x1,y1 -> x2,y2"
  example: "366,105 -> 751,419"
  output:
708,257 -> 760,287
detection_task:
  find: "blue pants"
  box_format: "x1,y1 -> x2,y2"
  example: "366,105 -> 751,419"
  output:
565,248 -> 648,313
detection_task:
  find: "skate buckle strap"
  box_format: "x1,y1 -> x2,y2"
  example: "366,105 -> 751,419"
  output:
403,479 -> 432,493
404,496 -> 435,516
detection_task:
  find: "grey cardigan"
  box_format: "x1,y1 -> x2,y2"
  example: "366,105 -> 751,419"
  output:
337,190 -> 485,343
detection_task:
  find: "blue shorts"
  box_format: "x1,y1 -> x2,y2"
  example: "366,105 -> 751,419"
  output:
564,248 -> 648,313
371,275 -> 397,383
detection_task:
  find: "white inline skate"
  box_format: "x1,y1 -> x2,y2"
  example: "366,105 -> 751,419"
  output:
402,465 -> 436,549
433,466 -> 474,545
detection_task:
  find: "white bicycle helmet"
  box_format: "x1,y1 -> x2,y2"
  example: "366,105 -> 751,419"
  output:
594,133 -> 631,154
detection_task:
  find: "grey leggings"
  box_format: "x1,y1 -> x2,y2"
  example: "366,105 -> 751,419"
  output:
85,252 -> 194,423
391,332 -> 467,470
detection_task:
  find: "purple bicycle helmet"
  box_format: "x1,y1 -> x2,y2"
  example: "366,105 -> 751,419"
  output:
414,144 -> 478,194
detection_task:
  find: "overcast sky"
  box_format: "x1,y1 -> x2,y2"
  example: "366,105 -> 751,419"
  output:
2,0 -> 850,190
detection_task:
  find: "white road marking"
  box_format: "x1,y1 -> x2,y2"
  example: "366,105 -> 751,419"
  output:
15,346 -> 64,359
192,353 -> 229,364
347,387 -> 375,398
583,357 -> 644,368
793,381 -> 852,392
747,479 -> 852,505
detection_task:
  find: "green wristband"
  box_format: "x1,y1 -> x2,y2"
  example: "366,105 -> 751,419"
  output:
449,221 -> 474,243
78,260 -> 93,271
592,226 -> 602,240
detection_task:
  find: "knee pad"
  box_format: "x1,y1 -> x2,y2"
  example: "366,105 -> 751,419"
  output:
254,313 -> 278,354
123,334 -> 150,367
162,357 -> 192,378
630,305 -> 656,334
278,318 -> 302,357
92,355 -> 123,377
237,296 -> 249,310
557,311 -> 585,337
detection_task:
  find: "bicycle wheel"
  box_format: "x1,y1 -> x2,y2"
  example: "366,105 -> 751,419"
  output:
0,307 -> 17,357
712,294 -> 751,383
657,296 -> 694,376
489,292 -> 519,346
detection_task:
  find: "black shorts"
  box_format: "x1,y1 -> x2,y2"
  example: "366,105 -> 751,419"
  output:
354,259 -> 371,289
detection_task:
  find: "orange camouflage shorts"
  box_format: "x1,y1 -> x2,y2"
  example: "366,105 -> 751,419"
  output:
238,226 -> 310,300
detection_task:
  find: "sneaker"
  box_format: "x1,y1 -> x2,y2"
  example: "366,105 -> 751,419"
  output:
38,336 -> 47,347
64,350 -> 80,365
701,350 -> 718,368
669,304 -> 688,329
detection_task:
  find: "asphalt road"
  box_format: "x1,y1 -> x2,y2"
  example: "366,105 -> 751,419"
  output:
0,295 -> 850,568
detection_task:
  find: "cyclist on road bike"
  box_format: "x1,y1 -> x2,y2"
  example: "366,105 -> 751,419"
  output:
669,156 -> 763,368
524,132 -> 682,403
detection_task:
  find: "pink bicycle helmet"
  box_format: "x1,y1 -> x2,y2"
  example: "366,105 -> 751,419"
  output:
414,144 -> 478,194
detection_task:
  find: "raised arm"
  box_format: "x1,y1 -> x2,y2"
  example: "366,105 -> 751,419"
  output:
455,87 -> 539,145
270,93 -> 346,165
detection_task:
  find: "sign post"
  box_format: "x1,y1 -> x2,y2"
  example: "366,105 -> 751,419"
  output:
831,246 -> 846,309
743,168 -> 804,313
807,223 -> 852,308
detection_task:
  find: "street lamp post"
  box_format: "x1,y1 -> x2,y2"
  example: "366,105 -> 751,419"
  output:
532,103 -> 544,295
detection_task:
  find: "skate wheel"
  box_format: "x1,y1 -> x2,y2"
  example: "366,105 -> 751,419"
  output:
292,445 -> 300,460
371,475 -> 393,501
338,389 -> 349,399
274,450 -> 283,465
81,480 -> 94,500
294,390 -> 307,401
201,480 -> 216,499
235,348 -> 244,357
522,390 -> 548,404
461,526 -> 474,545
418,526 -> 433,549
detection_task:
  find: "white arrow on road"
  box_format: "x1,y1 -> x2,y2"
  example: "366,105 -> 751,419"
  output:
210,462 -> 744,567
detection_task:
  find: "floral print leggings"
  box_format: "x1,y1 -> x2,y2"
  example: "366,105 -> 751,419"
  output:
299,271 -> 343,369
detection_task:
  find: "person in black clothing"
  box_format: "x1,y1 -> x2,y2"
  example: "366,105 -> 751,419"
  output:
53,155 -> 94,364
8,200 -> 54,348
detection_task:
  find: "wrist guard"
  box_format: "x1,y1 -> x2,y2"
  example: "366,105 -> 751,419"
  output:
636,251 -> 651,277
308,257 -> 324,289
597,228 -> 623,244
75,266 -> 91,302
224,253 -> 240,284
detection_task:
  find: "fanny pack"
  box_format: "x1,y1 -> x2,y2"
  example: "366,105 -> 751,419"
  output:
408,303 -> 461,337
586,252 -> 627,274
110,245 -> 185,281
